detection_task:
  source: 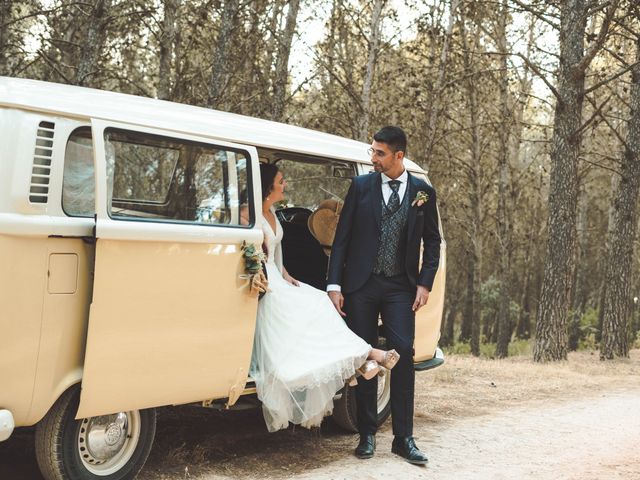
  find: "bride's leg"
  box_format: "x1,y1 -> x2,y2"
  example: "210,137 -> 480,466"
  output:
368,348 -> 400,369
368,348 -> 386,363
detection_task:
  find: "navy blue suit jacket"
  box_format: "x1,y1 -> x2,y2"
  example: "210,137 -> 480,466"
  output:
327,171 -> 441,294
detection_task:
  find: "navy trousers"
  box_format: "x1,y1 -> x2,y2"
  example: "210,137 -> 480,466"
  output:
344,273 -> 415,437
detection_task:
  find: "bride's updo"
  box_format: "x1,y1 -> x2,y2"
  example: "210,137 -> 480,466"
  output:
260,163 -> 279,201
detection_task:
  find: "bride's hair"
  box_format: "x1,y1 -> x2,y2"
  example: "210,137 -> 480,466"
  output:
260,163 -> 279,201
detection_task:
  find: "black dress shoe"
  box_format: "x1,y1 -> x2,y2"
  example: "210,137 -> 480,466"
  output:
391,436 -> 428,465
355,434 -> 376,459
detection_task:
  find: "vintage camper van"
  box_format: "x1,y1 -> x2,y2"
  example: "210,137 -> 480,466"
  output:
0,77 -> 445,480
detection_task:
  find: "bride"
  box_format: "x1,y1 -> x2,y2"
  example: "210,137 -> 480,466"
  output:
246,163 -> 399,432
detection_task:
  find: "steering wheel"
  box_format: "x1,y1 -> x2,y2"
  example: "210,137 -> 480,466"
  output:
277,206 -> 313,224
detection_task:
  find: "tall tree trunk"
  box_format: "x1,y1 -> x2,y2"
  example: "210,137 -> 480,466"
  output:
357,0 -> 385,141
600,38 -> 640,360
568,185 -> 588,350
534,0 -> 589,362
460,14 -> 483,357
572,185 -> 589,313
75,0 -> 112,86
424,0 -> 459,159
157,0 -> 181,100
264,1 -> 282,74
0,0 -> 12,76
208,0 -> 240,109
495,0 -> 512,358
441,296 -> 457,347
324,0 -> 340,118
271,0 -> 300,122
597,173 -> 619,342
460,248 -> 475,343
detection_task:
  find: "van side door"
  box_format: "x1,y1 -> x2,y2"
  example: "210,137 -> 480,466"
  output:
77,120 -> 262,418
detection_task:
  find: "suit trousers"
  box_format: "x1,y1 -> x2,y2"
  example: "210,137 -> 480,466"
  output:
344,273 -> 415,437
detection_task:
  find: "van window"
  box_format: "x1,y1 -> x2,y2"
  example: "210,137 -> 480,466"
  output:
276,159 -> 355,208
105,128 -> 251,226
62,127 -> 95,217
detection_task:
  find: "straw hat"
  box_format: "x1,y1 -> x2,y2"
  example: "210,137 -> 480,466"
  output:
308,199 -> 343,255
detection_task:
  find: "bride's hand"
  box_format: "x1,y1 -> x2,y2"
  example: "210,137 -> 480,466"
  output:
284,272 -> 300,287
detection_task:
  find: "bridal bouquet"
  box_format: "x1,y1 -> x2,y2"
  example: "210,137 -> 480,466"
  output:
241,241 -> 269,296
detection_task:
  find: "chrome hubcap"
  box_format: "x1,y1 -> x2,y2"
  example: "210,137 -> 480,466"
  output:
77,410 -> 140,475
80,413 -> 128,463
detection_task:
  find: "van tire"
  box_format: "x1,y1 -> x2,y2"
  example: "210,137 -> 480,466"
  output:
35,386 -> 156,480
331,369 -> 392,432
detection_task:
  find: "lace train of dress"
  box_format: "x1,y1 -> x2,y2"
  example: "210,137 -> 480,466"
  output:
249,210 -> 371,432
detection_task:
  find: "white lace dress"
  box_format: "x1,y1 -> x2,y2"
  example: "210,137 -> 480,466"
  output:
250,209 -> 371,432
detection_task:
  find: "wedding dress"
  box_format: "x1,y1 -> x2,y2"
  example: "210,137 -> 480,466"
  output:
250,208 -> 371,432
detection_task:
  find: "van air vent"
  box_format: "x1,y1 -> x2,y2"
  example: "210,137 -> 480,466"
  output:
29,121 -> 55,204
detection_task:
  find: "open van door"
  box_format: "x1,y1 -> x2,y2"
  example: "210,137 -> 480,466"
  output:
77,120 -> 262,418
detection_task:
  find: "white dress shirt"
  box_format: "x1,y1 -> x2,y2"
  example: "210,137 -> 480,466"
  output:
327,170 -> 408,293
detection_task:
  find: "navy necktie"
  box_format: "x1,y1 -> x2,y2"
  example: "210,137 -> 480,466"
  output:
388,180 -> 401,213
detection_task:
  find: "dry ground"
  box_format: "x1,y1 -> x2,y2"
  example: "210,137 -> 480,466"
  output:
2,349 -> 639,479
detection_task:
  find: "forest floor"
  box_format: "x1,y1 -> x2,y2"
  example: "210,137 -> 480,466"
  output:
2,349 -> 639,480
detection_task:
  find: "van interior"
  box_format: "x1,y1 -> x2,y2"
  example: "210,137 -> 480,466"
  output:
260,148 -> 357,291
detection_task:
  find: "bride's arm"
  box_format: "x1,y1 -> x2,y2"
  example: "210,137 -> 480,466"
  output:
282,266 -> 300,287
271,209 -> 299,286
275,238 -> 299,286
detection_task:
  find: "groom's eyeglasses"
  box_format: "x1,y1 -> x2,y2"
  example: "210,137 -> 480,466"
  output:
367,147 -> 392,159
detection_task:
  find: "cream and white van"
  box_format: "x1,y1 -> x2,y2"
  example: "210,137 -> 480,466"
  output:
0,77 -> 446,480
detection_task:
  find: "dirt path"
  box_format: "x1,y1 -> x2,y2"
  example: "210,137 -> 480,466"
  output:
281,389 -> 640,480
2,351 -> 639,479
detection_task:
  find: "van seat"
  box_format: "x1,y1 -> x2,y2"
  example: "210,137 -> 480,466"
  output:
278,208 -> 327,290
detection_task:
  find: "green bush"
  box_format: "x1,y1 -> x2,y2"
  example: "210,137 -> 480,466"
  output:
576,307 -> 600,351
442,339 -> 532,358
443,342 -> 471,355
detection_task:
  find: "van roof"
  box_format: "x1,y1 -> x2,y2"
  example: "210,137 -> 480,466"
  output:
0,77 -> 425,173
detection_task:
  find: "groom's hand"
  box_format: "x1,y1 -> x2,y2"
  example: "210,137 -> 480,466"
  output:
412,285 -> 430,312
328,291 -> 346,317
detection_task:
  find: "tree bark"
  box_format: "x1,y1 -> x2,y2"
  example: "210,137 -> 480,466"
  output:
75,0 -> 112,87
460,247 -> 475,344
157,0 -> 181,100
424,0 -> 459,159
208,0 -> 240,109
460,12 -> 483,357
568,185 -> 588,350
441,296 -> 457,347
534,0 -> 589,362
495,0 -> 512,359
600,37 -> 640,360
271,0 -> 300,122
357,0 -> 385,141
0,0 -> 12,76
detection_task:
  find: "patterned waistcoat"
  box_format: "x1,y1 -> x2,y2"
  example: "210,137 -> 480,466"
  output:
373,190 -> 410,277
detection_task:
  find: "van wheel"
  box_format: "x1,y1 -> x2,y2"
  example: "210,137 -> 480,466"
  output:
35,386 -> 156,480
331,369 -> 392,432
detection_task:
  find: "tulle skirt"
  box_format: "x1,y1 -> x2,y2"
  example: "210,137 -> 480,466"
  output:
249,262 -> 371,432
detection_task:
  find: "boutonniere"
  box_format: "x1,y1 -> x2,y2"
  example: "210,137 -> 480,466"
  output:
411,191 -> 429,207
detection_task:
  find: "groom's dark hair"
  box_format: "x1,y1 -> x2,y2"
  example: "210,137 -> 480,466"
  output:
374,126 -> 407,154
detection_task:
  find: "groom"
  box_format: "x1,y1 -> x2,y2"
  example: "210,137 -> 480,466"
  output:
327,126 -> 441,465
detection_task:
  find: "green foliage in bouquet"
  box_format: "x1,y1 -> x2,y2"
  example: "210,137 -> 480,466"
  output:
242,241 -> 266,274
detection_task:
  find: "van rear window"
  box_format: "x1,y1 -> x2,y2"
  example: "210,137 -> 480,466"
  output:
62,127 -> 95,217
